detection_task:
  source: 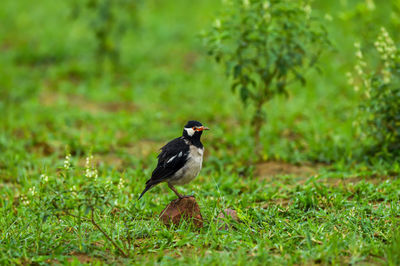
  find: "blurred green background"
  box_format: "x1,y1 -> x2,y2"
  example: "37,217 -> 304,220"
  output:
1,0 -> 399,175
1,0 -> 399,264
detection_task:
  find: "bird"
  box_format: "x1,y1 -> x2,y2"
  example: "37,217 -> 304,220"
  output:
138,120 -> 209,200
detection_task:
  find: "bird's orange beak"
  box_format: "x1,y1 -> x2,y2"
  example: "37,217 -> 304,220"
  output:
198,126 -> 210,131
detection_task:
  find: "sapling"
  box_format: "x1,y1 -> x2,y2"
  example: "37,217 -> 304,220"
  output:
203,0 -> 330,154
70,0 -> 141,72
349,27 -> 400,160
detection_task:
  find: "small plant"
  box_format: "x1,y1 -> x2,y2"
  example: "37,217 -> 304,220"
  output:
349,27 -> 400,160
70,0 -> 141,72
23,153 -> 133,257
203,0 -> 330,152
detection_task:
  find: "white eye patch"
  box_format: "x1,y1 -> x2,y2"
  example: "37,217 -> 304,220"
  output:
184,127 -> 195,136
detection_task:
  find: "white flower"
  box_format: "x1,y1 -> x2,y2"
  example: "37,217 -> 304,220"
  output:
40,174 -> 49,183
117,178 -> 125,190
85,156 -> 91,169
70,185 -> 77,197
85,169 -> 98,179
371,27 -> 397,83
21,196 -> 30,206
375,27 -> 397,63
85,155 -> 98,180
64,154 -> 71,170
29,186 -> 36,196
105,179 -> 112,188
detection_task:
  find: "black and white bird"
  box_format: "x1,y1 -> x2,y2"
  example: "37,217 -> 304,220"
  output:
138,121 -> 209,200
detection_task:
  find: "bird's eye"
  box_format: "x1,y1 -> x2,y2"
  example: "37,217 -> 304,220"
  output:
192,127 -> 196,131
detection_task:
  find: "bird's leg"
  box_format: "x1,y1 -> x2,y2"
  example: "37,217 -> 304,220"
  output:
168,183 -> 184,199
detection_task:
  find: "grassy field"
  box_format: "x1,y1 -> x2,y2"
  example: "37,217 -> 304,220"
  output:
1,0 -> 399,264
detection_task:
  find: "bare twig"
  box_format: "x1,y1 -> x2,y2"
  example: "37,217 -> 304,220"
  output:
90,209 -> 128,257
63,210 -> 89,221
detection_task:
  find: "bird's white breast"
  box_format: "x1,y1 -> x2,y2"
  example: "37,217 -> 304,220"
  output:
169,146 -> 203,186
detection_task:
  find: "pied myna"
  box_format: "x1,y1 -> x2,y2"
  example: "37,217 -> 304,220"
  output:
138,120 -> 209,200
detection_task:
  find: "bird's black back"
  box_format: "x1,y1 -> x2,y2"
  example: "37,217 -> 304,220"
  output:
146,137 -> 190,186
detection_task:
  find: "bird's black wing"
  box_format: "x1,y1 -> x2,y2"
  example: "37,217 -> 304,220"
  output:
146,137 -> 190,186
138,137 -> 190,200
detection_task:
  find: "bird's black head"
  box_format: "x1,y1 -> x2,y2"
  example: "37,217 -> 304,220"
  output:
182,120 -> 209,144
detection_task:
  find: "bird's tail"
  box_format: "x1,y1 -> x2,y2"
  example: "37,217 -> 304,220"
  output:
138,184 -> 152,200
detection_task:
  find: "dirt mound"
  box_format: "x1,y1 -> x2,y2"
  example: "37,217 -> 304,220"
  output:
256,161 -> 317,178
159,196 -> 203,228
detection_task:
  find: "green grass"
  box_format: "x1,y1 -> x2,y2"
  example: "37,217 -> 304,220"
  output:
1,163 -> 399,264
0,0 -> 399,264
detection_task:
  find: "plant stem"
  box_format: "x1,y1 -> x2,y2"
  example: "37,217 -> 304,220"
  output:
252,99 -> 265,157
90,209 -> 128,258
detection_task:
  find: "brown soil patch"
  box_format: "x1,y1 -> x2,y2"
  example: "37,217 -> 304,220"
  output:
101,154 -> 125,169
73,140 -> 163,169
68,252 -> 97,264
123,140 -> 164,157
29,140 -> 54,156
256,161 -> 318,179
320,175 -> 397,186
261,198 -> 291,209
280,128 -> 303,141
40,90 -> 137,114
183,52 -> 198,70
75,154 -> 125,169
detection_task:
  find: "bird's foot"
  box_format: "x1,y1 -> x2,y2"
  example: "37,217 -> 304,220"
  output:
168,184 -> 187,200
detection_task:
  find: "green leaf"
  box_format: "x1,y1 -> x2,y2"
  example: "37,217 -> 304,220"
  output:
42,214 -> 49,223
85,206 -> 91,215
233,64 -> 242,78
240,86 -> 249,104
231,81 -> 241,92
